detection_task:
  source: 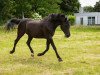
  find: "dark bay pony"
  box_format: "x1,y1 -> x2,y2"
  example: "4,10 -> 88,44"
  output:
9,14 -> 70,62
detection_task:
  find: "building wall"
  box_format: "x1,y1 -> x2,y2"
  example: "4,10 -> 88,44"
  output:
97,15 -> 100,24
95,16 -> 97,24
75,16 -> 80,25
75,16 -> 87,25
83,16 -> 87,25
74,12 -> 100,25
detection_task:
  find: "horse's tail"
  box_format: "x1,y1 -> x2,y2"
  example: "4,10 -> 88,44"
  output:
5,18 -> 22,30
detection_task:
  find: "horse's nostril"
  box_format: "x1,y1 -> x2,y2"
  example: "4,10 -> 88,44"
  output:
67,35 -> 70,37
65,34 -> 70,38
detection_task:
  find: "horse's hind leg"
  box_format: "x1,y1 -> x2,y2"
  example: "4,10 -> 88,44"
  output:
26,36 -> 34,57
10,28 -> 25,54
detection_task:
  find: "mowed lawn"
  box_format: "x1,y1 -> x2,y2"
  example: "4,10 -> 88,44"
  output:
0,26 -> 100,75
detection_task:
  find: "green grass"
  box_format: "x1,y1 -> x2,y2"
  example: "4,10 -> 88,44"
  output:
0,26 -> 100,75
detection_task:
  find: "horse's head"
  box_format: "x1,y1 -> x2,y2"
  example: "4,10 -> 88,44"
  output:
58,14 -> 70,38
49,14 -> 70,38
60,17 -> 70,38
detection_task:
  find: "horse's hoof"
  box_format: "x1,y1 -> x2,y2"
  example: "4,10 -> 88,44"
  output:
37,53 -> 43,56
31,53 -> 34,57
10,51 -> 14,54
58,58 -> 63,62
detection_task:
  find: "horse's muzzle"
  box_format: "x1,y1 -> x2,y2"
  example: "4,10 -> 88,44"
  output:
65,33 -> 70,38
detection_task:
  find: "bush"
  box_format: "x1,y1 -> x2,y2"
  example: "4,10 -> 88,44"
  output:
68,15 -> 75,25
32,13 -> 42,20
37,8 -> 48,17
0,19 -> 6,26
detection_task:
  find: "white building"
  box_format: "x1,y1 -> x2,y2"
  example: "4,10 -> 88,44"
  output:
74,8 -> 100,25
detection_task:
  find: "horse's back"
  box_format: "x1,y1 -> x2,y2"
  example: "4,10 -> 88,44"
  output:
26,20 -> 42,31
26,20 -> 45,38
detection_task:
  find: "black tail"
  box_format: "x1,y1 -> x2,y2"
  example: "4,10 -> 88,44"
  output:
6,18 -> 22,30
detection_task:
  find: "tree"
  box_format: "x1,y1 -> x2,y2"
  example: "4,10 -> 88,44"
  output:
84,6 -> 94,12
0,0 -> 81,22
58,0 -> 80,14
31,0 -> 61,17
94,0 -> 100,12
14,0 -> 32,18
0,0 -> 15,20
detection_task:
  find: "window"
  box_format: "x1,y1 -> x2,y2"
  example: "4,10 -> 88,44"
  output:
88,17 -> 95,25
80,18 -> 83,25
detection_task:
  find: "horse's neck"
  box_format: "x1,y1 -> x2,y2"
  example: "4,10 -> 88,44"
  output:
52,24 -> 58,31
48,23 -> 59,33
42,18 -> 59,32
51,20 -> 60,30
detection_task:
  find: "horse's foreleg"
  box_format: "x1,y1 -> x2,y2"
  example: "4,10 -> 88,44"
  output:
49,38 -> 63,62
37,39 -> 50,56
26,36 -> 34,57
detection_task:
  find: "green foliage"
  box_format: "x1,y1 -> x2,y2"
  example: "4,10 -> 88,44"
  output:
94,0 -> 100,12
0,0 -> 83,23
84,6 -> 94,12
0,20 -> 4,26
83,0 -> 100,12
68,15 -> 75,25
32,0 -> 61,17
0,0 -> 61,20
32,13 -> 42,20
0,0 -> 15,20
58,0 -> 80,14
14,0 -> 32,18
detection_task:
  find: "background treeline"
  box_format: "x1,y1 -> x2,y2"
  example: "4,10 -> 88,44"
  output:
0,0 -> 100,25
84,0 -> 100,12
0,0 -> 80,24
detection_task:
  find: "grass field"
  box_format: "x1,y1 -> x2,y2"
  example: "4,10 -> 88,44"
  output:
0,26 -> 100,75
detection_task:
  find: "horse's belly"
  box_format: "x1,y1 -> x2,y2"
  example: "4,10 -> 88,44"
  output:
26,23 -> 46,38
33,33 -> 45,38
26,29 -> 45,38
